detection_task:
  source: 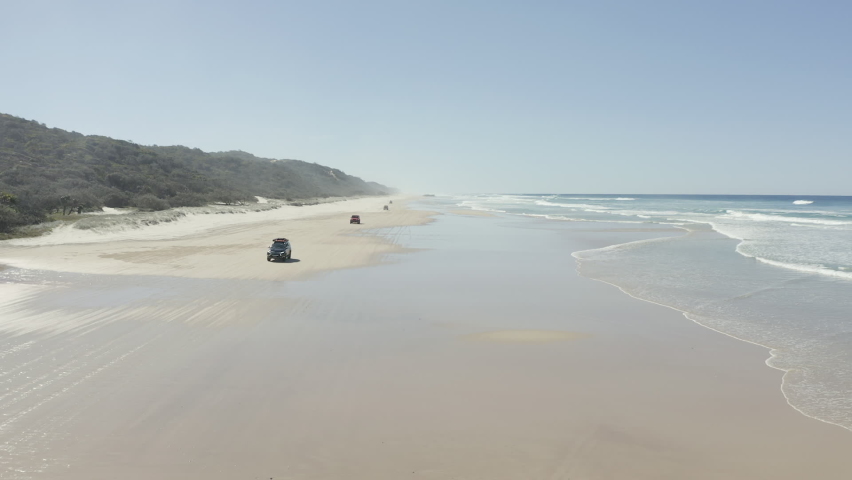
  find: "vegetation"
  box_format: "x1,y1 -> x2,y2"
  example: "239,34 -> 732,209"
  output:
0,113 -> 391,233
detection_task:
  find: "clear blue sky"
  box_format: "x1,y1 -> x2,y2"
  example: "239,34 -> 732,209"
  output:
2,1 -> 850,195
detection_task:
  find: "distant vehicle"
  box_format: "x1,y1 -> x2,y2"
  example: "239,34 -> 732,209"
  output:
267,238 -> 292,262
350,215 -> 360,224
383,205 -> 389,210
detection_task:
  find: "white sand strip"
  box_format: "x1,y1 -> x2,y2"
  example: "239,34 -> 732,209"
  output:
0,196 -> 432,281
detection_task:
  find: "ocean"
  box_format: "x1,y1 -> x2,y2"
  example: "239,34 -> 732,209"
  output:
449,194 -> 852,432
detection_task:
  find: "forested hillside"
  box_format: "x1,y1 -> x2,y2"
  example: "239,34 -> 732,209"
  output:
0,113 -> 391,232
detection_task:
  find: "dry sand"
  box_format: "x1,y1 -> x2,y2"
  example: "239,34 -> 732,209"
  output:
1,200 -> 851,479
0,196 -> 430,281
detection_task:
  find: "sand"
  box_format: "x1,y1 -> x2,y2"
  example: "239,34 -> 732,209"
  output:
1,200 -> 851,479
0,196 -> 429,281
463,330 -> 592,343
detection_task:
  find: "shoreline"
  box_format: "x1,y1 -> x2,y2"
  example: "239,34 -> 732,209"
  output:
2,202 -> 852,478
450,197 -> 851,434
574,265 -> 852,435
564,215 -> 852,434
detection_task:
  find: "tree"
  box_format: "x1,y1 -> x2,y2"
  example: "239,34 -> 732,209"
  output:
132,194 -> 170,211
59,195 -> 74,215
0,205 -> 21,233
0,112 -> 392,230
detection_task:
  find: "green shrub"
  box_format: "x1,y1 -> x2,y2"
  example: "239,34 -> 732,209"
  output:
168,192 -> 208,207
0,205 -> 21,233
103,192 -> 131,208
132,194 -> 170,211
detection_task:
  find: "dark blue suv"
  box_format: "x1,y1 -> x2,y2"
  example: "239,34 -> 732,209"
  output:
266,238 -> 292,262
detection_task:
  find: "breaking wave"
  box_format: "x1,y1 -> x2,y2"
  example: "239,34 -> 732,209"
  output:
723,210 -> 852,226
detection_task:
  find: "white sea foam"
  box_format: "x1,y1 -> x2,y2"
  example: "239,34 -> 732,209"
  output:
738,207 -> 838,215
482,194 -> 533,204
562,197 -> 635,201
521,213 -> 580,221
454,193 -> 852,282
555,193 -> 852,431
519,212 -> 650,224
534,200 -> 612,211
695,214 -> 852,284
456,201 -> 507,213
602,209 -> 680,217
733,248 -> 852,280
572,235 -> 681,258
571,225 -> 852,432
470,206 -> 507,213
723,210 -> 851,226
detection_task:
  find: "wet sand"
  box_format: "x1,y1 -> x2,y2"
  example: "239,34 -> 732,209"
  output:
1,203 -> 852,479
447,209 -> 495,217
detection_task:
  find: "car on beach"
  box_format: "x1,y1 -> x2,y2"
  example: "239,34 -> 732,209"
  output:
350,215 -> 360,224
266,238 -> 292,262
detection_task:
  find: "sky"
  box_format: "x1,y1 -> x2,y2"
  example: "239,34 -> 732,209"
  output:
1,0 -> 850,195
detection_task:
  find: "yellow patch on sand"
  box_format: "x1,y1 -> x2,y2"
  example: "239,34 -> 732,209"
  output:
463,330 -> 591,343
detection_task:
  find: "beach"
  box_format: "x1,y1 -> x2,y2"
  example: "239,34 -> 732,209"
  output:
1,198 -> 852,479
0,196 -> 427,281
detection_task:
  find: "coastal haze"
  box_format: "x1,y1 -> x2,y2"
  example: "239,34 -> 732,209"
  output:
1,2 -> 850,194
2,1 -> 852,479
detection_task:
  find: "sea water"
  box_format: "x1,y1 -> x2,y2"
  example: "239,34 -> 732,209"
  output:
451,194 -> 852,431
